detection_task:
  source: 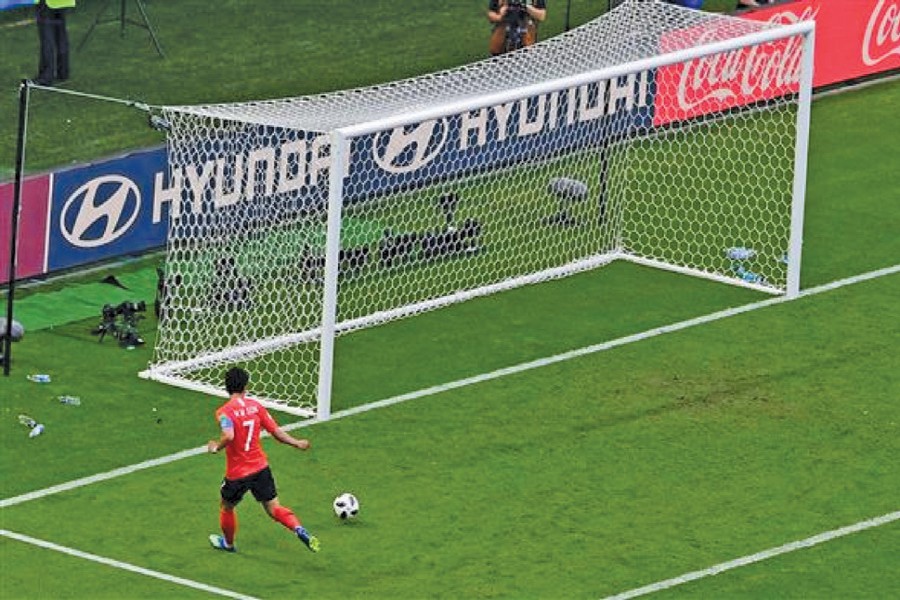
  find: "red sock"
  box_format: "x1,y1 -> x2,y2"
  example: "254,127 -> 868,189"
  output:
272,505 -> 301,530
220,508 -> 237,546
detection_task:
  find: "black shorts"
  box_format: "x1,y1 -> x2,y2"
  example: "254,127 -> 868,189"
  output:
220,466 -> 278,505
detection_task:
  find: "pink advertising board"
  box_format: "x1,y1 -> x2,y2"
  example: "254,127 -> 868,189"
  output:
0,175 -> 50,281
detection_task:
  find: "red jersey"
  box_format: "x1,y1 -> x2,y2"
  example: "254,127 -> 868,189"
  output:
214,394 -> 280,480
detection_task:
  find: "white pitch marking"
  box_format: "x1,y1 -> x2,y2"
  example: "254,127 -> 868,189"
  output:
318,263 -> 900,422
2,264 -> 897,510
602,511 -> 900,599
0,447 -> 205,509
0,529 -> 260,600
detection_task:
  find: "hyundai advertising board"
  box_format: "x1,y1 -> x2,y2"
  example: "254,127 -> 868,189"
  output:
349,73 -> 654,199
161,73 -> 654,229
47,149 -> 170,272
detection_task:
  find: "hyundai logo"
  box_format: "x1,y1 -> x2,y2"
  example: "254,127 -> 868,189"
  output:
61,175 -> 141,248
373,118 -> 449,174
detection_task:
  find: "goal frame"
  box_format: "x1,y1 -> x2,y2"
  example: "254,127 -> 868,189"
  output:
139,13 -> 815,421
314,20 -> 816,420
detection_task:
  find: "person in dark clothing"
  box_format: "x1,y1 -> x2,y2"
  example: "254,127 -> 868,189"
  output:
34,0 -> 75,86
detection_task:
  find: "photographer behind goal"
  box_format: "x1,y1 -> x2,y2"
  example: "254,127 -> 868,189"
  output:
488,0 -> 547,56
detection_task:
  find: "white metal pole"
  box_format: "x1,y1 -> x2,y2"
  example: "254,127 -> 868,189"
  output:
787,27 -> 815,298
316,131 -> 348,420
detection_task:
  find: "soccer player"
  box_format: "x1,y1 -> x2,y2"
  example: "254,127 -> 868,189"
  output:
207,367 -> 320,553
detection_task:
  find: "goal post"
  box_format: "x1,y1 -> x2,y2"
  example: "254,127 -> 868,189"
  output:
317,131 -> 350,422
141,0 -> 815,419
788,26 -> 816,299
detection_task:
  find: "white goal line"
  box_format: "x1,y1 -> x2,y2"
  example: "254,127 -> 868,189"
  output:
322,263 -> 900,422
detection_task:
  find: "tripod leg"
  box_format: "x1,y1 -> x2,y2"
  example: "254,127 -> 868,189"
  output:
77,0 -> 115,52
133,0 -> 165,58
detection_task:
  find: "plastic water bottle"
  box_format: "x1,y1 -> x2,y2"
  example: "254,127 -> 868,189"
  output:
27,374 -> 51,383
29,424 -> 45,438
726,247 -> 756,261
58,395 -> 81,406
741,270 -> 763,284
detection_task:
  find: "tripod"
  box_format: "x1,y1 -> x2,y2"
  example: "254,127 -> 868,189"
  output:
78,0 -> 165,58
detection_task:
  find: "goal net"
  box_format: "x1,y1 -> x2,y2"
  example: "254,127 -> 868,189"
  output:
141,0 -> 814,417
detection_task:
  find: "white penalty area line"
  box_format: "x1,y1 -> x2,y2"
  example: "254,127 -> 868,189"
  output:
602,510 -> 900,599
0,529 -> 260,600
1,263 -> 898,513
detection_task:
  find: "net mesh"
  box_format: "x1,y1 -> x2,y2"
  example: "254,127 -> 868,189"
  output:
162,1 -> 783,131
146,0 -> 807,414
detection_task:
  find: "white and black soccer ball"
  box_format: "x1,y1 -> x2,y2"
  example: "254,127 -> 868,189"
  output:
332,492 -> 359,520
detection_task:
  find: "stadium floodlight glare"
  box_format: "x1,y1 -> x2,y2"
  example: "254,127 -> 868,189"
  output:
140,0 -> 815,419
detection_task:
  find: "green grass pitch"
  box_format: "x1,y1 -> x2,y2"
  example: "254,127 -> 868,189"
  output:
2,1 -> 899,598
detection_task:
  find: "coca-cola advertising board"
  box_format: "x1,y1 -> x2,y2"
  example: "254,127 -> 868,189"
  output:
655,0 -> 900,126
745,0 -> 900,86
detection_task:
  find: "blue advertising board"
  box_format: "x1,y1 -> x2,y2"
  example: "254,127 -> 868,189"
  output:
0,0 -> 36,10
47,148 -> 171,272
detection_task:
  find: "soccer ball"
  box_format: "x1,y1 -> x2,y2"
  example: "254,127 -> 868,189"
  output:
333,492 -> 359,519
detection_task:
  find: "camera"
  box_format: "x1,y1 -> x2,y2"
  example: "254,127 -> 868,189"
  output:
117,300 -> 147,325
506,0 -> 532,17
92,300 -> 146,347
506,0 -> 529,17
502,0 -> 533,51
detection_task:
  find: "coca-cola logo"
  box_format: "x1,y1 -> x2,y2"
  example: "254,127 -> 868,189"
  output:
675,8 -> 815,111
863,0 -> 900,66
